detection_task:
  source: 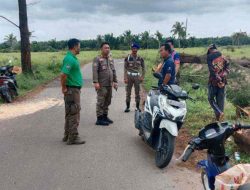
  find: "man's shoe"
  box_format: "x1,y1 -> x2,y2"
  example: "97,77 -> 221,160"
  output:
95,116 -> 109,126
124,102 -> 130,113
216,112 -> 224,122
67,136 -> 86,145
219,112 -> 224,122
103,114 -> 113,124
62,135 -> 68,142
136,102 -> 141,112
124,107 -> 130,112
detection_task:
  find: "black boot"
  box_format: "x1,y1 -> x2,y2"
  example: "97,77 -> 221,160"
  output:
96,116 -> 109,126
136,102 -> 141,112
103,114 -> 113,124
124,102 -> 130,113
67,135 -> 86,145
62,134 -> 68,142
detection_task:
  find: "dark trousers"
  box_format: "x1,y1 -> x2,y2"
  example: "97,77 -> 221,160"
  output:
208,84 -> 225,117
64,87 -> 81,137
96,86 -> 112,117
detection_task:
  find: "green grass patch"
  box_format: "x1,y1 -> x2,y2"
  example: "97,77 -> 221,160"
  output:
0,51 -> 98,99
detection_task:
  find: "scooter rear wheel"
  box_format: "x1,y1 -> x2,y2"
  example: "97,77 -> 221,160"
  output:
201,170 -> 211,190
155,130 -> 175,168
4,90 -> 12,103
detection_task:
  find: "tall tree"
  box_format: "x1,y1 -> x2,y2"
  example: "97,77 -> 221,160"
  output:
155,31 -> 163,48
96,35 -> 104,49
140,31 -> 150,49
4,33 -> 17,50
232,31 -> 248,46
171,21 -> 186,48
18,0 -> 32,73
123,30 -> 133,49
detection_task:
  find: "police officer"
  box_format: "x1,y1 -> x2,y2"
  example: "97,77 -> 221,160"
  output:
124,43 -> 145,112
61,38 -> 85,145
93,42 -> 118,126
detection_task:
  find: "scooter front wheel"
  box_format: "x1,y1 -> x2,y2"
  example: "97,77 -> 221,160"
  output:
155,130 -> 175,168
201,170 -> 211,190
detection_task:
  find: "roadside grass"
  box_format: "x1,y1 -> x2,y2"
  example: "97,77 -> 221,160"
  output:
0,51 -> 99,99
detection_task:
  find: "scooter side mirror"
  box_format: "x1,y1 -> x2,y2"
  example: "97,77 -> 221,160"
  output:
153,72 -> 163,80
192,83 -> 200,90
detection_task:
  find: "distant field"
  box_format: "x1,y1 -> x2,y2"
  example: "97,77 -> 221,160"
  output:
176,45 -> 250,59
0,45 -> 249,97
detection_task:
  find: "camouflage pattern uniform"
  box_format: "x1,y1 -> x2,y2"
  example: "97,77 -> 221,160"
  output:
64,87 -> 81,140
124,54 -> 145,110
93,55 -> 117,118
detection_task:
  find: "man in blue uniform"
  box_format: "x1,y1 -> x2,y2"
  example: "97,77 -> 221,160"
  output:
158,43 -> 176,86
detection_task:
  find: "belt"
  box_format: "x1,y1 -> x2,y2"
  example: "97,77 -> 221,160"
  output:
127,71 -> 140,76
66,85 -> 81,90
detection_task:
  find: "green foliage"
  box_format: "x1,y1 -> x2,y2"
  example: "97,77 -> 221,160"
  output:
2,30 -> 250,52
229,84 -> 250,107
47,56 -> 61,73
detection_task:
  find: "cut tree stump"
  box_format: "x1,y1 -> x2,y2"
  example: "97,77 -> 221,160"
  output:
236,106 -> 250,118
234,106 -> 250,153
234,130 -> 250,154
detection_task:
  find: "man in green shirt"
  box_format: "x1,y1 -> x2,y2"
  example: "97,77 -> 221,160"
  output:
61,38 -> 85,145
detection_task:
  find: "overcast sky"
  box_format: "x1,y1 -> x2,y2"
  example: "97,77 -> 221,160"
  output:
0,0 -> 249,42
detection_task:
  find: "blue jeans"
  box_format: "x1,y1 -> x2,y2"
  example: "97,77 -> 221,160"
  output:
208,84 -> 225,117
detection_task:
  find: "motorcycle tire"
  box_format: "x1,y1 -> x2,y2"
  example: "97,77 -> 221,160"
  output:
155,130 -> 175,168
4,90 -> 12,103
201,169 -> 211,190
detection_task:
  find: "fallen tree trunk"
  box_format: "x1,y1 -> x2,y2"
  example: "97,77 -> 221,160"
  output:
180,53 -> 205,64
236,59 -> 250,68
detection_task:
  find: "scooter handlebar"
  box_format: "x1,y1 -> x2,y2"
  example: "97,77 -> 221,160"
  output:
234,124 -> 250,131
239,125 -> 250,130
182,145 -> 195,162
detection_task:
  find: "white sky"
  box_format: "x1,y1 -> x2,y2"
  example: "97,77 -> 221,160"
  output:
0,0 -> 249,42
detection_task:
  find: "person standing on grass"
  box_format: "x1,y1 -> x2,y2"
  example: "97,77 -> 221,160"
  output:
207,44 -> 230,121
165,38 -> 181,85
60,38 -> 85,145
93,42 -> 118,126
158,43 -> 176,86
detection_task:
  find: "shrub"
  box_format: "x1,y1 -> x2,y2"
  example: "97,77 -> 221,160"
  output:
229,84 -> 250,107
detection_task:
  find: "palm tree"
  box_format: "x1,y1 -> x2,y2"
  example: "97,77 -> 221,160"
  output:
96,35 -> 103,49
171,22 -> 186,48
4,33 -> 17,50
123,30 -> 133,49
232,31 -> 247,46
155,31 -> 163,48
140,31 -> 150,49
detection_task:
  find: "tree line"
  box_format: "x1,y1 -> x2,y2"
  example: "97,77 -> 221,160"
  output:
2,30 -> 250,53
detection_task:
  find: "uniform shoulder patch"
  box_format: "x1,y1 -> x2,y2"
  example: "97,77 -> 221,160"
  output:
66,64 -> 71,70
